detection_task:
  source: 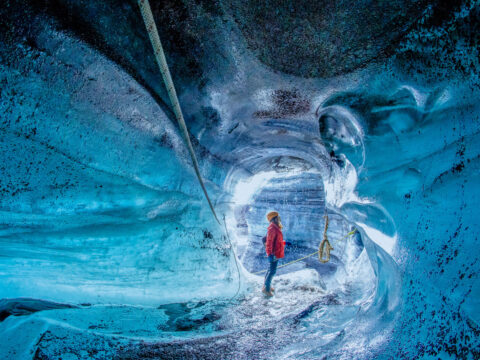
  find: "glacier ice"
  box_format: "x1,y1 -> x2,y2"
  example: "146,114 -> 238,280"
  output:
0,0 -> 479,359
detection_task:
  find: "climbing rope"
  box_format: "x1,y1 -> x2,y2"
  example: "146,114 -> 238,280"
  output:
318,214 -> 333,263
253,217 -> 357,275
223,214 -> 242,301
137,0 -> 220,224
138,0 -> 245,300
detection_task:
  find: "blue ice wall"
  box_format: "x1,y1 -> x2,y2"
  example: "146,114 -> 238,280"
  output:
319,76 -> 480,357
0,21 -> 237,305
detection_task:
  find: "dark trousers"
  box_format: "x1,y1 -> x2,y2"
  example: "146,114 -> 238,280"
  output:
264,257 -> 278,292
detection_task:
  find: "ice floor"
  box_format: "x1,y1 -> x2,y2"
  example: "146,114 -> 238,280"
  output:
2,264 -> 380,359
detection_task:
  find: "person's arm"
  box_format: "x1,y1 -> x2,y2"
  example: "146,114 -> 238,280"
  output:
265,227 -> 275,256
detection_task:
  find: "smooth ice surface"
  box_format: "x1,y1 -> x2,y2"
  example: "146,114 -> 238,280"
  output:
1,1 -> 479,359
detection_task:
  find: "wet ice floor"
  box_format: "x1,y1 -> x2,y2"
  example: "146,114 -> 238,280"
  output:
0,263 -> 374,359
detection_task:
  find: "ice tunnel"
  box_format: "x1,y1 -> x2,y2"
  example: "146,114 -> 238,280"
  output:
0,0 -> 479,359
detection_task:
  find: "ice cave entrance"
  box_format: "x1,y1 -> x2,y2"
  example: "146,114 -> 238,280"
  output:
225,156 -> 364,283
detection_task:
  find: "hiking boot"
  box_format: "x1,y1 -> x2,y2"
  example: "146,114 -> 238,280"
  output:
262,286 -> 274,297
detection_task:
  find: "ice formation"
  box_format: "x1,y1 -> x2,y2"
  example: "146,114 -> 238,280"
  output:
0,0 -> 479,359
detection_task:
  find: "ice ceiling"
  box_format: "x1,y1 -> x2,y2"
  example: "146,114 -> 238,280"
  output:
0,0 -> 479,359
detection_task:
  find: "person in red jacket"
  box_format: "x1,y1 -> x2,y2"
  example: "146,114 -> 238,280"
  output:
262,211 -> 286,297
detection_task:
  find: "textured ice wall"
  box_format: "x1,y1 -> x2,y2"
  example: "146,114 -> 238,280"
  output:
318,76 -> 480,357
0,19 -> 238,305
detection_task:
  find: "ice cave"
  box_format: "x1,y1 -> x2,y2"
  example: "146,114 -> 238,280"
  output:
0,0 -> 479,359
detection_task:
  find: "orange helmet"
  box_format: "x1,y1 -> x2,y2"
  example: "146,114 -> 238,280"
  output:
266,211 -> 279,222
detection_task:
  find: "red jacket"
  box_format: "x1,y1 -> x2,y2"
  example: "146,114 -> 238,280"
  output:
265,222 -> 285,259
